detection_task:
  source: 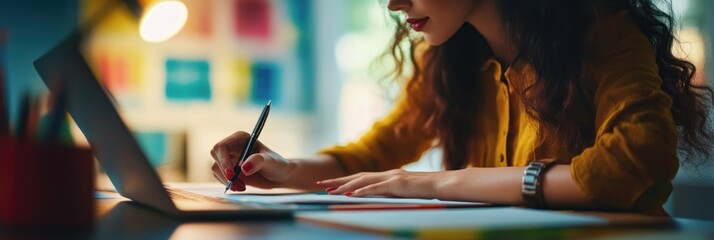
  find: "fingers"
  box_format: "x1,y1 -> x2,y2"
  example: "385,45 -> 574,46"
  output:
212,166 -> 247,192
231,179 -> 247,192
316,169 -> 415,197
217,143 -> 238,170
349,182 -> 396,198
212,163 -> 227,184
210,131 -> 251,172
211,143 -> 234,174
241,152 -> 295,183
316,173 -> 366,188
324,174 -> 385,195
226,168 -> 247,192
212,171 -> 246,192
224,168 -> 247,192
212,172 -> 225,184
226,168 -> 234,179
240,153 -> 266,176
210,131 -> 288,191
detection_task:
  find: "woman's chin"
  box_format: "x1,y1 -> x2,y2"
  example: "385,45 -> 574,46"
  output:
423,34 -> 448,46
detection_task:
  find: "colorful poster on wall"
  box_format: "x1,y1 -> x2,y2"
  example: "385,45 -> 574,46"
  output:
81,0 -> 137,35
98,53 -> 128,92
134,131 -> 167,167
250,61 -> 280,105
233,57 -> 252,103
88,45 -> 146,107
89,46 -> 143,89
288,0 -> 314,111
234,0 -> 273,40
176,0 -> 213,38
165,58 -> 212,101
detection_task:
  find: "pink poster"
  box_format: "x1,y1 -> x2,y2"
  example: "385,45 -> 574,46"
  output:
234,0 -> 272,40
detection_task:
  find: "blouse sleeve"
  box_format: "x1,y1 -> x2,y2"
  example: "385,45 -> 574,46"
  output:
570,14 -> 679,211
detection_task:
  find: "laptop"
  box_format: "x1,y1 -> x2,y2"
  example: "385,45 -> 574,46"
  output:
34,34 -> 292,220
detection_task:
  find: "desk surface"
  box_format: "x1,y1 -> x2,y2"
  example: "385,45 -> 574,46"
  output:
2,192 -> 714,239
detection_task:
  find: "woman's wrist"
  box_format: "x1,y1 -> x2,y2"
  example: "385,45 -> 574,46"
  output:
283,155 -> 346,191
435,167 -> 525,204
434,168 -> 471,200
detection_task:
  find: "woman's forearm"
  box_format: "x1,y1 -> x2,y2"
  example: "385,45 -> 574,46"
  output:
541,165 -> 594,209
283,155 -> 347,191
438,165 -> 592,208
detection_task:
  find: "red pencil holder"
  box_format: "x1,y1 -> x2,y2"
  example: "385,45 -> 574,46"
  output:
0,138 -> 95,231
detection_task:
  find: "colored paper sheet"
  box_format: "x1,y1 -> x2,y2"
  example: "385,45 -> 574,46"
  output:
234,0 -> 273,40
250,61 -> 280,105
165,58 -> 211,101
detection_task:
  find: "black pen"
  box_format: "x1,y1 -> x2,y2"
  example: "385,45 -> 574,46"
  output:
224,100 -> 271,193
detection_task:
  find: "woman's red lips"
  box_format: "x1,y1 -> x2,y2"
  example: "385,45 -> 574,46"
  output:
406,17 -> 429,31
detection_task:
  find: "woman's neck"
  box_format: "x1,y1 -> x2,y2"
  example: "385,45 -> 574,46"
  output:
466,0 -> 516,66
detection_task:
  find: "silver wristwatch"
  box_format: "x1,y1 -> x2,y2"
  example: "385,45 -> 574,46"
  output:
522,159 -> 556,208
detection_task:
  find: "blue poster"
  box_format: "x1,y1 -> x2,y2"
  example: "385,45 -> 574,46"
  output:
165,59 -> 211,101
289,0 -> 315,111
134,131 -> 167,167
251,61 -> 280,105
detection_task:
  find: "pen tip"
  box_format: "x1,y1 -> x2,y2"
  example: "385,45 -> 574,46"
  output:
267,100 -> 272,106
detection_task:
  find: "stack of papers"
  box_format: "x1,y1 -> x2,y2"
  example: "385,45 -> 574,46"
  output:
297,208 -> 607,237
164,183 -> 608,237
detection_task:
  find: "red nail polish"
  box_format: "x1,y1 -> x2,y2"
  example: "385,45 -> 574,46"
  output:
242,162 -> 253,173
225,168 -> 234,179
230,184 -> 239,192
344,191 -> 353,196
325,187 -> 337,192
236,183 -> 246,191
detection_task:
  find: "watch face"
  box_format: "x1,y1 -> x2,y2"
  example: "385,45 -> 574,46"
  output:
523,175 -> 536,183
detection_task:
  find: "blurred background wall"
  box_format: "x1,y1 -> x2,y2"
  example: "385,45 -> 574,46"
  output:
1,0 -> 712,220
663,0 -> 714,221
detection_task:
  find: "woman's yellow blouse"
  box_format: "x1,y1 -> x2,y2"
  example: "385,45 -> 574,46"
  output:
319,10 -> 678,214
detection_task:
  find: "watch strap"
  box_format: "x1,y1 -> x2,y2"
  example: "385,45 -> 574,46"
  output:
522,159 -> 557,208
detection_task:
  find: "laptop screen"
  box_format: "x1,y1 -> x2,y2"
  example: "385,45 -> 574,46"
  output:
34,33 -> 177,214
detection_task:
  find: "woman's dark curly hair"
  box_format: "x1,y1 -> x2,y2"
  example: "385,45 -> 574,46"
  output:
385,0 -> 714,170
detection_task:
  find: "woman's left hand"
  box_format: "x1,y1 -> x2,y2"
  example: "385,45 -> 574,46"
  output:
316,169 -> 453,199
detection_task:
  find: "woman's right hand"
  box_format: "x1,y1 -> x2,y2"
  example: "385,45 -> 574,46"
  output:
210,131 -> 296,192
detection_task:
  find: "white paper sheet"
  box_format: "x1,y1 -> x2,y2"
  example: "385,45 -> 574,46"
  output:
165,182 -> 486,205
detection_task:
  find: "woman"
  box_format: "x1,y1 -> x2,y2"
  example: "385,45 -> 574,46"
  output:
210,0 -> 713,215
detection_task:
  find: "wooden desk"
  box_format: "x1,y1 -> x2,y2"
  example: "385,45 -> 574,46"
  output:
1,192 -> 713,239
